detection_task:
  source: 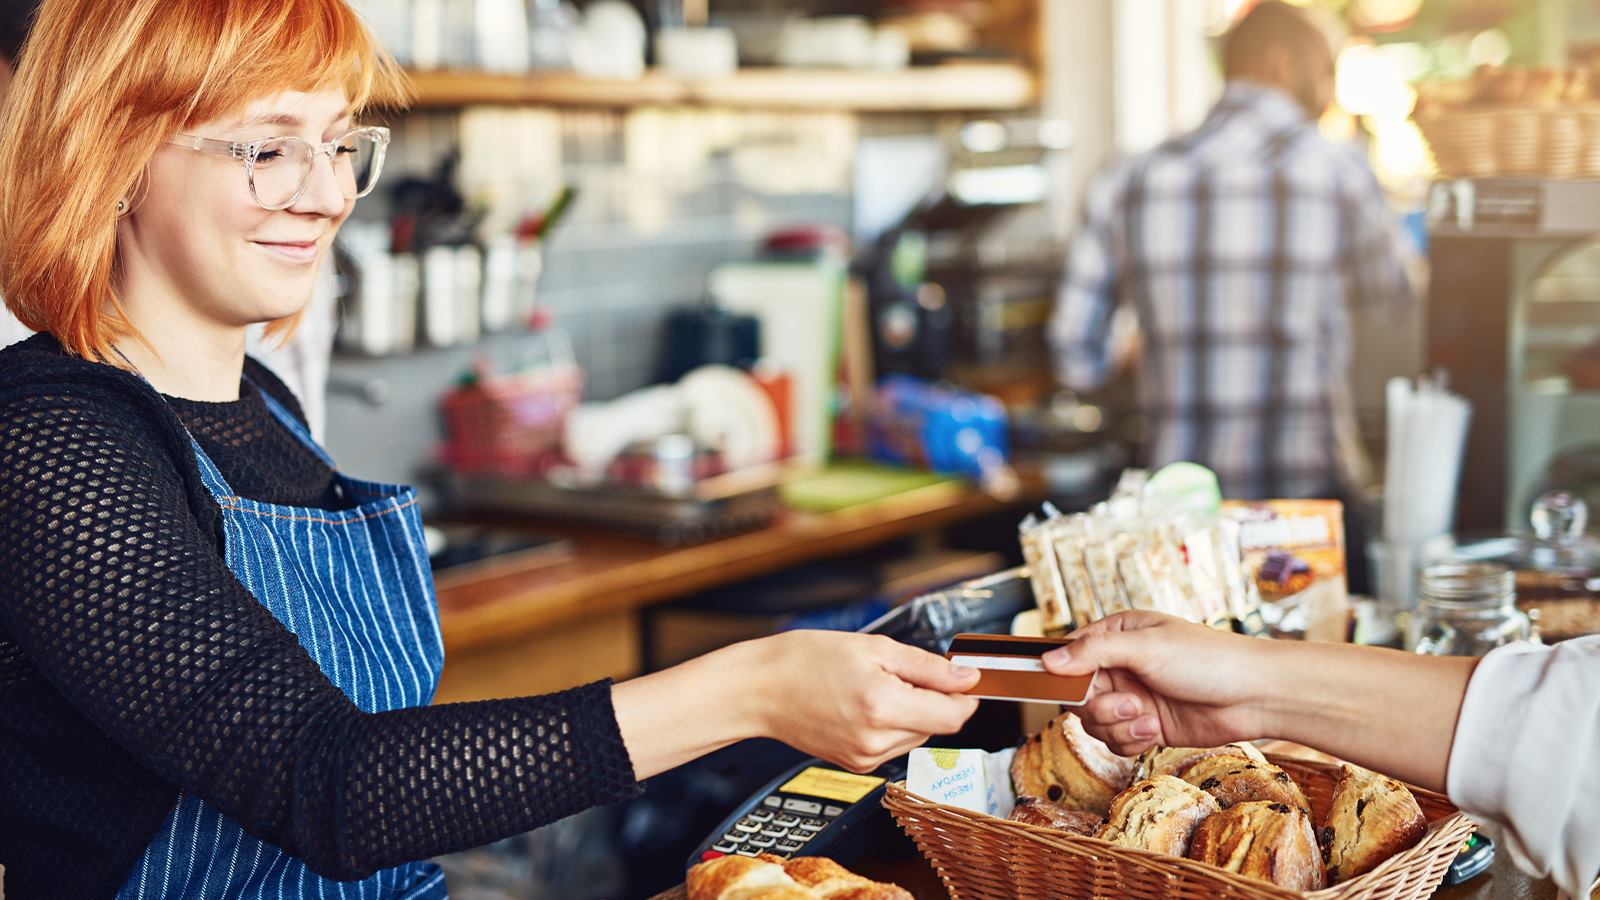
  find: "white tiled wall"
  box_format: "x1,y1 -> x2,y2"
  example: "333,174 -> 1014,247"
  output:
325,105 -> 861,490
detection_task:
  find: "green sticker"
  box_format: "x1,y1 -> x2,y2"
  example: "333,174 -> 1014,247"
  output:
1145,462 -> 1223,517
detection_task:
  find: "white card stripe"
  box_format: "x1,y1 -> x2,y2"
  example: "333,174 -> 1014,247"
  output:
950,654 -> 1048,672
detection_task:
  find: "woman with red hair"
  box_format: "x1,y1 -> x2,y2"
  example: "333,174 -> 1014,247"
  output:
0,2 -> 980,897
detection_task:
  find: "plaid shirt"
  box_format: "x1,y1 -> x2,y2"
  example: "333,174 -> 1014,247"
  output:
1052,82 -> 1415,500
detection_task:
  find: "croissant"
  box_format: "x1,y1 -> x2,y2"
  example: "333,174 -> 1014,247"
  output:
685,853 -> 912,900
781,855 -> 912,899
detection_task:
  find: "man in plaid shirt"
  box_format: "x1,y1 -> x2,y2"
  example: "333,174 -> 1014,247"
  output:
1051,2 -> 1416,500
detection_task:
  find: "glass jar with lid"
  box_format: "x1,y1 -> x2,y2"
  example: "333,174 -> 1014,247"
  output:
1409,562 -> 1534,656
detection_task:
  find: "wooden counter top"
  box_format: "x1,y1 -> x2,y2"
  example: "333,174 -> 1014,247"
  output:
435,480 -> 1027,653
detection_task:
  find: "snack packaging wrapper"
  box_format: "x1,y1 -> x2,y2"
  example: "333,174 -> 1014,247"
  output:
906,747 -> 1018,818
1083,516 -> 1132,615
1111,533 -> 1159,612
1020,515 -> 1072,633
1050,516 -> 1102,627
1221,500 -> 1348,637
1182,525 -> 1235,629
1147,525 -> 1202,622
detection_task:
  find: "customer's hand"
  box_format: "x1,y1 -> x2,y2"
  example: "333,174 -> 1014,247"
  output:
751,631 -> 981,773
1041,611 -> 1275,756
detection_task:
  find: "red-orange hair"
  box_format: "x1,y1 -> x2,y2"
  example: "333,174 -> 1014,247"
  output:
0,0 -> 411,362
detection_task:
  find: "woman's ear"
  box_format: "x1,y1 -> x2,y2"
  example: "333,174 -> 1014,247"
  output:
116,169 -> 150,219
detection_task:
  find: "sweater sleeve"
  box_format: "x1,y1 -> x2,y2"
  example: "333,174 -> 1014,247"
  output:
0,383 -> 641,881
1444,636 -> 1600,897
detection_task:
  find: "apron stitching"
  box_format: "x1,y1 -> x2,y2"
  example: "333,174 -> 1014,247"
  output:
214,494 -> 420,526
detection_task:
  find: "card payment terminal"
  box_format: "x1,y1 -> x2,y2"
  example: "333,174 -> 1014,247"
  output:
687,757 -> 907,870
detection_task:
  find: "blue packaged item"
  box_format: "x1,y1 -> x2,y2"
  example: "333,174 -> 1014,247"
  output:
868,375 -> 1010,485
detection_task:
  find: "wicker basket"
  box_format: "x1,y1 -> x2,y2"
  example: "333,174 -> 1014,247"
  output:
1416,104 -> 1600,179
883,754 -> 1475,900
1415,109 -> 1496,178
437,364 -> 583,477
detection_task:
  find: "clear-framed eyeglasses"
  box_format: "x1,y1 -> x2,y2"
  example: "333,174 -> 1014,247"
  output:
164,126 -> 390,211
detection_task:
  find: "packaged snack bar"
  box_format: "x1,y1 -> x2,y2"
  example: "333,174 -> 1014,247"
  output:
1182,524 -> 1236,629
1213,518 -> 1268,635
1083,515 -> 1132,615
1112,532 -> 1159,612
1142,525 -> 1203,622
1049,515 -> 1103,626
1019,513 -> 1073,633
1220,500 -> 1348,636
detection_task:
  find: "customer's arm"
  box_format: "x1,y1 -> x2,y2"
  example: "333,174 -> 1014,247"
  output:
1040,611 -> 1474,789
612,631 -> 982,778
1050,166 -> 1130,393
1445,638 -> 1600,897
1044,612 -> 1599,896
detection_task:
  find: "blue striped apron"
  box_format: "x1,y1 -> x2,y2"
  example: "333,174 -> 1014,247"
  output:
117,385 -> 448,899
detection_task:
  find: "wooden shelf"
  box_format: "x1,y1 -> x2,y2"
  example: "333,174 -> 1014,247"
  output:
403,63 -> 1038,112
434,478 -> 1034,653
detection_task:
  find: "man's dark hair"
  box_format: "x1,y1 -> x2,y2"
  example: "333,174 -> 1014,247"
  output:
0,0 -> 41,65
1223,1 -> 1335,82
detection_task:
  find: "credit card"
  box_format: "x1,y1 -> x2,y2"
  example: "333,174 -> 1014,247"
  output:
945,633 -> 1095,705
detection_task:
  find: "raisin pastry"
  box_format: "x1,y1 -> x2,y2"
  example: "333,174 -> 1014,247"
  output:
1007,798 -> 1104,836
1134,742 -> 1267,781
1009,733 -> 1055,802
1181,755 -> 1311,814
1096,775 -> 1219,857
1322,765 -> 1427,884
1010,712 -> 1137,814
1187,800 -> 1327,891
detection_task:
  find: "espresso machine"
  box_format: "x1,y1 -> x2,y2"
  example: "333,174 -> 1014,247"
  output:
1426,177 -> 1600,535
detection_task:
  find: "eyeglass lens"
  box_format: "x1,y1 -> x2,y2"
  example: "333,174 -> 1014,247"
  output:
249,132 -> 382,209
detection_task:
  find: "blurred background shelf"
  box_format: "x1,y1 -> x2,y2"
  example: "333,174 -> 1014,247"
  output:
404,63 -> 1039,111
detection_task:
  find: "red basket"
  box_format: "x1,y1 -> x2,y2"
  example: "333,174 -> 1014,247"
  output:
438,365 -> 583,476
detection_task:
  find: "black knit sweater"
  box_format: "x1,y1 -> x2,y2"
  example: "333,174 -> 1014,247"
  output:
0,334 -> 641,899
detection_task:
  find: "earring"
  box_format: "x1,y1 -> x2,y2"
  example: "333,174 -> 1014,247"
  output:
115,172 -> 148,219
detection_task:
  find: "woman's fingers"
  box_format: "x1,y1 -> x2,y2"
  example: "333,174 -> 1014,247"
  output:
873,681 -> 980,736
875,636 -> 982,693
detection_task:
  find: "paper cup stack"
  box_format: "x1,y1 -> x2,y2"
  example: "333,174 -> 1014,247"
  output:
1376,377 -> 1473,611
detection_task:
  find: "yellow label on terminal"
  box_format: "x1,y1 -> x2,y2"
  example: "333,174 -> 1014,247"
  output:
778,767 -> 886,804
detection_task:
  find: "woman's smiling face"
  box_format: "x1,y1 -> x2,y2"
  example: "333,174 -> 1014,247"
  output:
116,88 -> 355,329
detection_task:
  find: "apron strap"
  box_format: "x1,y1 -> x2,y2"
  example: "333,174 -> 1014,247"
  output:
248,376 -> 339,470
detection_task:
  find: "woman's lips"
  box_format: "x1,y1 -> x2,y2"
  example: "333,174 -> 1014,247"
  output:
253,240 -> 320,264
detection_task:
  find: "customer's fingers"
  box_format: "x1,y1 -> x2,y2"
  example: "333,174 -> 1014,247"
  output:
1042,625 -> 1153,678
1082,689 -> 1153,730
1089,714 -> 1163,756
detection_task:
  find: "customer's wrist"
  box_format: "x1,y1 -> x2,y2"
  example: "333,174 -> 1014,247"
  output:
1242,637 -> 1307,741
